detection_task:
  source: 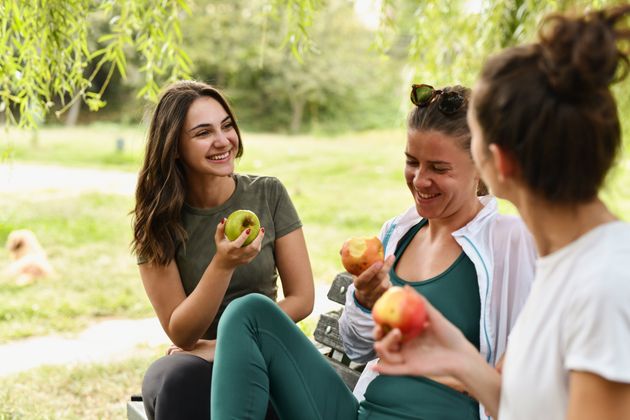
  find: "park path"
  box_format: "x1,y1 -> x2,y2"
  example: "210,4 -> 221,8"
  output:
0,162 -> 137,196
0,162 -> 338,377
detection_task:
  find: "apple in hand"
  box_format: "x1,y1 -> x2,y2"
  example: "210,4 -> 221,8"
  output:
340,236 -> 384,276
372,286 -> 427,342
225,209 -> 261,246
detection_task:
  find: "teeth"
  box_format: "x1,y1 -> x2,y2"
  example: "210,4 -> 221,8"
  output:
209,152 -> 229,161
418,193 -> 439,199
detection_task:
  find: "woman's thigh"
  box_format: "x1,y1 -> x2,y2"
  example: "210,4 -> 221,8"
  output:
213,294 -> 359,420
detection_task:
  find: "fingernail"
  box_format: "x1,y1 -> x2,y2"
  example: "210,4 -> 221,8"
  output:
245,228 -> 251,234
260,227 -> 265,233
221,218 -> 226,224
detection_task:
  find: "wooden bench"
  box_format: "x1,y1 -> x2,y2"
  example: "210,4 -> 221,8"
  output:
127,395 -> 146,420
312,272 -> 365,389
127,272 -> 363,419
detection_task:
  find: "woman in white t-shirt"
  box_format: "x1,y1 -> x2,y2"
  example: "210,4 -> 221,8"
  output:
373,5 -> 630,420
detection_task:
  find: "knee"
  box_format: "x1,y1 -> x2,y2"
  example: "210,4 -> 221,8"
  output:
142,354 -> 212,403
142,354 -> 213,420
223,293 -> 276,322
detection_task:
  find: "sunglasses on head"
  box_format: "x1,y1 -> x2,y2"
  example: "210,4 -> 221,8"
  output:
410,84 -> 465,115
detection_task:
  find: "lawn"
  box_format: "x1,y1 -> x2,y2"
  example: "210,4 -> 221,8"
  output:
0,344 -> 163,419
1,124 -> 629,419
3,124 -> 630,341
0,192 -> 145,341
1,124 -> 415,341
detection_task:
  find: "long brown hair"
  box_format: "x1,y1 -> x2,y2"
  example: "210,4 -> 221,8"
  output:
131,81 -> 243,265
473,5 -> 630,204
408,85 -> 489,196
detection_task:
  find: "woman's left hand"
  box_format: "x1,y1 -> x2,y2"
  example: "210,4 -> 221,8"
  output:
167,339 -> 216,362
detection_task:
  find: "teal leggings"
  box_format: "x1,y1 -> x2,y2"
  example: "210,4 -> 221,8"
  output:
211,294 -> 359,420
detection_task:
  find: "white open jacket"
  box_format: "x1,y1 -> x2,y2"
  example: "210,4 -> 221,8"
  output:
339,196 -> 536,420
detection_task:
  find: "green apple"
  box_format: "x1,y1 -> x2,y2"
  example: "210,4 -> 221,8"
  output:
225,209 -> 261,246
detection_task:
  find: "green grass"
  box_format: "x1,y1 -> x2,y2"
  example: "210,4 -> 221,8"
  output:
2,124 -> 630,342
1,124 -> 630,418
0,345 -> 161,420
2,123 -> 146,171
0,126 -> 414,344
0,192 -> 150,342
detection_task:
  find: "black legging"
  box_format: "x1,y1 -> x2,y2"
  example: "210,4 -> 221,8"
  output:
142,350 -> 279,419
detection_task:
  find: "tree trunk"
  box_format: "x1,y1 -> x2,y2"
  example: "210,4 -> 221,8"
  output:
65,99 -> 81,126
289,97 -> 305,134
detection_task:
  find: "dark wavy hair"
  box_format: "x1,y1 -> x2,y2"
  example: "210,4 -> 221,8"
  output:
131,81 -> 243,265
408,85 -> 489,196
473,5 -> 630,203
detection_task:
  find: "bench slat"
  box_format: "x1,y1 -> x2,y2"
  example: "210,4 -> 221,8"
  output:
327,272 -> 353,305
313,310 -> 346,353
325,357 -> 363,390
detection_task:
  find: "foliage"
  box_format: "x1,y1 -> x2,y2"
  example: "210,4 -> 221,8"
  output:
2,0 -> 629,133
0,0 -> 334,129
129,0 -> 404,133
0,0 -> 192,128
375,0 -> 629,86
372,0 -> 630,152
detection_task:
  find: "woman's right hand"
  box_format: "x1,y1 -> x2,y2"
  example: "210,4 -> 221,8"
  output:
372,289 -> 473,378
353,255 -> 395,309
213,218 -> 265,270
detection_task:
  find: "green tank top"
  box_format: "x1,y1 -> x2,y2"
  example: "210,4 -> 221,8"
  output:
358,219 -> 481,420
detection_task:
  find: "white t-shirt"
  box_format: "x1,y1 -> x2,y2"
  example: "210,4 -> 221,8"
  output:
500,221 -> 630,420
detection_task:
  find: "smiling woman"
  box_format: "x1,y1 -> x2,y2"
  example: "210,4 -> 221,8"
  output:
372,5 -> 630,420
338,84 -> 535,420
130,80 -> 314,420
200,83 -> 536,420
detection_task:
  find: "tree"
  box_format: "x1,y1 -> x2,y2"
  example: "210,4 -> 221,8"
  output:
181,0 -> 401,133
2,0 -> 627,131
0,0 -> 319,128
0,0 -> 192,127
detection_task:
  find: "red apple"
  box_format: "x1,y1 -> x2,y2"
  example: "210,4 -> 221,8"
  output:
372,286 -> 427,341
340,236 -> 384,276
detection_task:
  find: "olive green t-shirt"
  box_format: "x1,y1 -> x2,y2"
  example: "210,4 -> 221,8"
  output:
143,173 -> 302,340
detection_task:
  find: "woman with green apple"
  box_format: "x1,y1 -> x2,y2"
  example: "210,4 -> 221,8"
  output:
373,5 -> 630,420
131,80 -> 314,420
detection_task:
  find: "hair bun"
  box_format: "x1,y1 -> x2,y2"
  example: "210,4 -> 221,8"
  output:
538,6 -> 630,97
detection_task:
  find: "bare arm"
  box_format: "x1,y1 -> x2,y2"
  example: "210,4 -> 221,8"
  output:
567,371 -> 630,420
140,220 -> 264,350
274,228 -> 314,322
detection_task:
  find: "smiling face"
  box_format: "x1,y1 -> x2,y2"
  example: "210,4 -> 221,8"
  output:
405,129 -> 480,220
178,96 -> 240,179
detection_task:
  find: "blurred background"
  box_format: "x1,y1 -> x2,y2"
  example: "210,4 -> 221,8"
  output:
1,0 -> 629,418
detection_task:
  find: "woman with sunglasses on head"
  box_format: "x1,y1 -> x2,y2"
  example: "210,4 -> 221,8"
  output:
131,80 -> 314,420
374,5 -> 630,420
338,83 -> 536,420
206,83 -> 536,420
